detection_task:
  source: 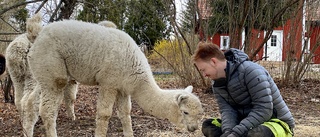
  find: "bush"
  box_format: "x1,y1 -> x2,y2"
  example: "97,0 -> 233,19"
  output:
148,39 -> 210,88
148,39 -> 188,70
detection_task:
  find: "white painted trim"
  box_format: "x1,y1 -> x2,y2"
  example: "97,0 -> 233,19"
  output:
264,30 -> 284,61
220,36 -> 230,50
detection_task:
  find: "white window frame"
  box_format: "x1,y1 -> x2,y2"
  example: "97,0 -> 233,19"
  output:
220,36 -> 230,50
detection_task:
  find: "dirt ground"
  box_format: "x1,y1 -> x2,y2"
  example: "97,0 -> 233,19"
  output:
0,78 -> 320,137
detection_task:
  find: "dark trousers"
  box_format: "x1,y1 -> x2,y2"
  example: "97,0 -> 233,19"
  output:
202,118 -> 275,137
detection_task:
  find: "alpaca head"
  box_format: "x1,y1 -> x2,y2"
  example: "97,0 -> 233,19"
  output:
26,12 -> 42,43
174,86 -> 203,132
98,20 -> 117,28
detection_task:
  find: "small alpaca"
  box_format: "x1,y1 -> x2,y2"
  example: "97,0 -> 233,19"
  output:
27,20 -> 203,137
5,13 -> 78,137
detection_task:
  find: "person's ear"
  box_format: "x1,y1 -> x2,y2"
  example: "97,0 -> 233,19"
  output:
210,58 -> 217,65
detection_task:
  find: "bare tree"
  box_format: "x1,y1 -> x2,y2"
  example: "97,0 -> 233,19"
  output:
155,0 -> 209,88
248,0 -> 301,60
281,0 -> 320,86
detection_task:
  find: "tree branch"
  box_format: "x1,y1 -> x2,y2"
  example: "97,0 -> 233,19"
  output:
35,0 -> 49,14
0,39 -> 12,42
0,32 -> 23,35
48,0 -> 63,22
0,0 -> 43,16
0,17 -> 20,32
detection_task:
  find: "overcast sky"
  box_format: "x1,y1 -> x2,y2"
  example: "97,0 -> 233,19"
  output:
175,0 -> 187,21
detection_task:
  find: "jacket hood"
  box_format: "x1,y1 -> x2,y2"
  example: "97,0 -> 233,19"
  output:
224,48 -> 249,76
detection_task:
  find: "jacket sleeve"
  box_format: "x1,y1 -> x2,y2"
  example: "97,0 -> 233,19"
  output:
232,64 -> 274,135
213,79 -> 239,133
214,92 -> 238,133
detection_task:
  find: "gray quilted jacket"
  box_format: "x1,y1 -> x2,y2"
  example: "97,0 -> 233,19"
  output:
212,48 -> 295,136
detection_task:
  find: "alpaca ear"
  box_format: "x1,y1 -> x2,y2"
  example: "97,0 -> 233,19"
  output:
185,85 -> 193,93
177,94 -> 189,105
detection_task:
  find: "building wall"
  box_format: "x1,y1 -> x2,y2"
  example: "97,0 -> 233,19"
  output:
309,25 -> 320,63
248,29 -> 265,61
283,17 -> 303,62
202,0 -> 320,63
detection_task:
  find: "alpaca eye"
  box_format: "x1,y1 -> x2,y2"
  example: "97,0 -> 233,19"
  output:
184,111 -> 189,115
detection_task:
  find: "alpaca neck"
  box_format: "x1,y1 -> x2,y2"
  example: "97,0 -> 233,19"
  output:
131,83 -> 180,120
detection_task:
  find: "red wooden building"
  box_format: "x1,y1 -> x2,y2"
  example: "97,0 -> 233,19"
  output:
198,1 -> 320,64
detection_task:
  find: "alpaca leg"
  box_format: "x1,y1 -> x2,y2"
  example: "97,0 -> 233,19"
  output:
13,84 -> 24,115
95,87 -> 117,137
63,80 -> 78,120
116,93 -> 133,137
12,77 -> 25,114
21,85 -> 40,137
6,48 -> 26,114
39,80 -> 66,137
28,48 -> 69,137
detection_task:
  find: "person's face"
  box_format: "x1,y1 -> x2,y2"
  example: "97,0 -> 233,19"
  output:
195,58 -> 221,80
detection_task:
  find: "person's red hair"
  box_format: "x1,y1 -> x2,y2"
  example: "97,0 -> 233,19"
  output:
191,42 -> 225,62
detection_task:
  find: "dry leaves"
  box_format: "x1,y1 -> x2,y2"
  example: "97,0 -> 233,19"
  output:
0,79 -> 319,136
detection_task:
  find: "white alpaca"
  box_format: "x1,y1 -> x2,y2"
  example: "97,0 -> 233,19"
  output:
27,20 -> 203,137
5,13 -> 78,137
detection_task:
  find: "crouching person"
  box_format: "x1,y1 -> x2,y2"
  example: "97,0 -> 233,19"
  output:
191,42 -> 295,137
